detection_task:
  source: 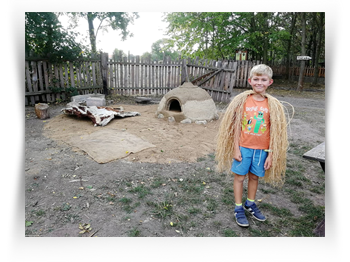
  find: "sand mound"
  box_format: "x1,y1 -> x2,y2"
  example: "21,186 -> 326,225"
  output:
43,104 -> 221,164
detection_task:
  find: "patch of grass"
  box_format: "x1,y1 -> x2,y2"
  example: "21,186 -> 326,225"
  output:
289,143 -> 313,157
150,200 -> 173,219
34,209 -> 46,217
128,228 -> 141,237
61,203 -> 71,211
206,198 -> 218,212
197,157 -> 206,162
187,207 -> 201,215
309,184 -> 325,194
260,188 -> 277,194
285,169 -> 310,187
221,187 -> 235,205
259,203 -> 292,217
128,185 -> 151,199
119,197 -> 132,205
249,228 -> 271,237
119,197 -> 134,213
151,178 -> 165,188
281,189 -> 325,236
222,228 -> 238,237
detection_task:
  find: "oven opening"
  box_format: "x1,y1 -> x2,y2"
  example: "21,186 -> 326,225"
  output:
167,99 -> 182,112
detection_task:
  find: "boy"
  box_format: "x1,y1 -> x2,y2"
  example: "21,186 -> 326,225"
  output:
215,64 -> 288,227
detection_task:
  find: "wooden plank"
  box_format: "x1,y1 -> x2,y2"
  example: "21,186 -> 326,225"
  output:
115,56 -> 119,90
59,64 -> 66,100
167,56 -> 171,88
133,56 -> 136,95
76,66 -> 82,91
229,61 -> 237,94
151,60 -> 155,94
64,63 -> 70,89
92,61 -> 97,87
218,61 -> 227,102
31,61 -> 40,101
43,62 -> 51,102
54,64 -> 61,99
37,61 -> 46,102
69,62 -> 75,88
140,56 -> 143,95
25,61 -> 35,105
136,56 -> 140,94
123,56 -> 128,94
147,56 -> 151,94
86,61 -> 92,88
303,142 -> 325,163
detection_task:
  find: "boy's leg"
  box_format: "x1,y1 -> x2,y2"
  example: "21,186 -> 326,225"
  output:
247,171 -> 259,201
233,173 -> 246,205
233,173 -> 249,227
244,171 -> 266,221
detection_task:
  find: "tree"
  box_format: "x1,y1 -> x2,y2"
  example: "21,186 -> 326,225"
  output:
297,12 -> 307,92
25,12 -> 87,61
67,12 -> 139,54
112,48 -> 127,59
285,12 -> 297,80
150,39 -> 180,61
312,12 -> 325,85
164,12 -> 294,62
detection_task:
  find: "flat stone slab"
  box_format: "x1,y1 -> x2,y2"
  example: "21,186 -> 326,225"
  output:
71,94 -> 105,104
135,97 -> 152,103
86,96 -> 106,107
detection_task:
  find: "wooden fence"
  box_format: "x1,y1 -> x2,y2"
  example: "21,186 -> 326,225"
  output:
25,57 -> 104,106
25,54 -> 324,105
271,65 -> 326,78
106,53 -> 260,103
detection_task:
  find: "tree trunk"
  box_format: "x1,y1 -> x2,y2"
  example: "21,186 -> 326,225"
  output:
262,13 -> 269,64
87,12 -> 97,54
312,12 -> 324,86
35,103 -> 50,119
286,12 -> 297,80
297,12 -> 306,92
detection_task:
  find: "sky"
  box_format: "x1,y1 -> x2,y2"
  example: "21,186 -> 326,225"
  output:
59,12 -> 169,57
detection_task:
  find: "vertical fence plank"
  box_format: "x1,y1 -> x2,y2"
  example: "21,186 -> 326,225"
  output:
25,61 -> 35,105
43,62 -> 51,102
37,61 -> 46,102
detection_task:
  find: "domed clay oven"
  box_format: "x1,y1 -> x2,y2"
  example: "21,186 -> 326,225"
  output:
156,82 -> 218,122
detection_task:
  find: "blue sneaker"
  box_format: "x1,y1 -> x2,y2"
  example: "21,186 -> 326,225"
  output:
234,206 -> 249,227
244,201 -> 266,221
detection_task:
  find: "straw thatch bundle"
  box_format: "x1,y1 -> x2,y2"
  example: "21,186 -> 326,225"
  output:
215,90 -> 289,187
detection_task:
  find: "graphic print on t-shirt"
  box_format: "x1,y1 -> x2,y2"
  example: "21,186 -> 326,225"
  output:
240,96 -> 270,149
242,104 -> 269,136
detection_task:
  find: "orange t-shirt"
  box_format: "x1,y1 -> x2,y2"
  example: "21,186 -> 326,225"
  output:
239,95 -> 270,149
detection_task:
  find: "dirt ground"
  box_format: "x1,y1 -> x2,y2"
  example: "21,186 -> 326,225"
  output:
25,87 -> 325,237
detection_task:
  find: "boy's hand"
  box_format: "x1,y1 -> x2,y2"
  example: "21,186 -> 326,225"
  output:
264,153 -> 272,170
233,148 -> 242,162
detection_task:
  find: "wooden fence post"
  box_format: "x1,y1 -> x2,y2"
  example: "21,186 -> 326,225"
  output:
100,52 -> 109,95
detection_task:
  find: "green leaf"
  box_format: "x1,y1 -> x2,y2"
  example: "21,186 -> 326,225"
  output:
25,221 -> 33,227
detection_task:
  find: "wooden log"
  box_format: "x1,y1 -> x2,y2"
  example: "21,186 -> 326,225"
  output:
35,103 -> 50,119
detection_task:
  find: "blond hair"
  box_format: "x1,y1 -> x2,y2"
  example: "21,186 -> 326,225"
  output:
249,64 -> 273,79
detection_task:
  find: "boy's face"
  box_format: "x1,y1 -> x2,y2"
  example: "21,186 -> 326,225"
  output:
248,74 -> 273,95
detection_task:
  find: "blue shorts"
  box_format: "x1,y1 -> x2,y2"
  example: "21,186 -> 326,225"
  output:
231,146 -> 268,177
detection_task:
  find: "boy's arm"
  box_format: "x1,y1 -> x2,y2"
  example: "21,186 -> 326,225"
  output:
233,126 -> 242,161
264,152 -> 272,170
